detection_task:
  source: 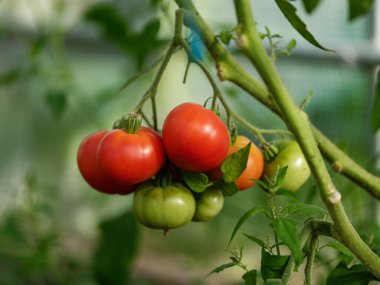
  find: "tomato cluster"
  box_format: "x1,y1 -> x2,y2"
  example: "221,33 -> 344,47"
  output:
77,102 -> 310,232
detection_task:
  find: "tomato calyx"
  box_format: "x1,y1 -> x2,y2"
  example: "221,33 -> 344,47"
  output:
117,112 -> 142,134
262,142 -> 279,162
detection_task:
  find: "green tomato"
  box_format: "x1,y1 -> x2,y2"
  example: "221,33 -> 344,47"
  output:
193,187 -> 224,222
133,183 -> 196,230
263,140 -> 310,191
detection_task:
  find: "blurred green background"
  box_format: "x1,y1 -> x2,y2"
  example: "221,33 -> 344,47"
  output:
0,0 -> 379,284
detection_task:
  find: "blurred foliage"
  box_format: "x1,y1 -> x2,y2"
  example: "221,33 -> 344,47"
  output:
0,0 -> 378,284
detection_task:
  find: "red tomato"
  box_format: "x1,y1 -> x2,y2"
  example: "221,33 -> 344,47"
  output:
97,127 -> 165,185
77,131 -> 135,195
209,136 -> 264,190
162,103 -> 230,172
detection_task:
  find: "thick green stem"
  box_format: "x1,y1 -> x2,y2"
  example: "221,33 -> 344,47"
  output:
173,0 -> 380,200
281,220 -> 332,285
233,0 -> 380,277
305,233 -> 319,285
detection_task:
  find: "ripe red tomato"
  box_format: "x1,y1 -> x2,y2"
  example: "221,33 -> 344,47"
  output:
209,136 -> 264,190
97,127 -> 165,185
162,103 -> 230,172
77,131 -> 135,195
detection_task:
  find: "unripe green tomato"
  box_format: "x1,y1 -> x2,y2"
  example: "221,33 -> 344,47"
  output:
263,140 -> 310,191
193,187 -> 224,222
133,183 -> 196,230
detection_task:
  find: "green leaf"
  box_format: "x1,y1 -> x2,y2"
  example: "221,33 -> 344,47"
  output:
243,233 -> 266,248
93,211 -> 138,285
261,249 -> 290,281
207,262 -> 236,276
302,0 -> 321,14
372,69 -> 380,133
181,171 -> 210,193
45,90 -> 67,119
286,39 -> 297,51
272,218 -> 302,265
274,189 -> 297,201
222,143 -> 251,183
274,0 -> 332,51
348,0 -> 375,21
227,205 -> 266,247
142,19 -> 161,38
219,30 -> 233,45
84,3 -> 128,48
251,179 -> 269,191
274,166 -> 288,190
265,280 -> 282,285
242,270 -> 257,285
283,203 -> 327,217
323,241 -> 354,257
326,263 -> 379,285
215,180 -> 239,196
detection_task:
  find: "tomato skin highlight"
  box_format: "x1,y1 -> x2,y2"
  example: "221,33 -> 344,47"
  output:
162,103 -> 230,172
97,127 -> 165,185
77,131 -> 135,195
208,136 -> 264,190
133,183 -> 196,229
263,140 -> 310,191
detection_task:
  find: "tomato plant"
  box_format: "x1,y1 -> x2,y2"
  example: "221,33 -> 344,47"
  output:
193,187 -> 224,222
97,116 -> 165,185
133,182 -> 196,230
77,131 -> 135,195
263,140 -> 310,191
162,102 -> 230,172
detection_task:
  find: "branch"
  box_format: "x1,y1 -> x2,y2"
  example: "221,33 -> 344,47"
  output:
281,220 -> 332,285
173,0 -> 380,200
233,0 -> 380,277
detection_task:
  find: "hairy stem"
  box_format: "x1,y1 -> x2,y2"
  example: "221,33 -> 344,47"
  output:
233,0 -> 380,277
173,0 -> 380,200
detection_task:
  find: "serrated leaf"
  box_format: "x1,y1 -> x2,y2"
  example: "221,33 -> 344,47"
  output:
275,0 -> 332,52
302,0 -> 321,14
323,241 -> 354,257
348,0 -> 375,21
207,262 -> 236,276
228,205 -> 266,247
93,211 -> 138,285
272,218 -> 302,265
181,171 -> 210,193
261,249 -> 290,281
283,203 -> 327,217
243,270 -> 257,285
250,179 -> 269,191
326,263 -> 379,285
372,69 -> 380,132
222,143 -> 251,183
45,90 -> 67,119
274,166 -> 288,190
243,233 -> 266,248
